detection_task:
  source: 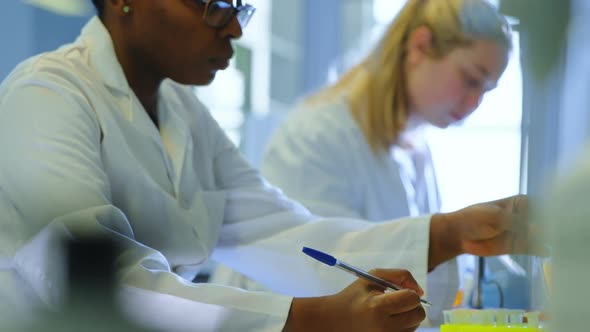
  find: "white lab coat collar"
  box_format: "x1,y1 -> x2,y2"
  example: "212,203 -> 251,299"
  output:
80,17 -> 131,96
79,17 -> 192,196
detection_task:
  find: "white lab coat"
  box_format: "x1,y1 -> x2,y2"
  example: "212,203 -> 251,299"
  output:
0,17 -> 433,331
213,90 -> 459,325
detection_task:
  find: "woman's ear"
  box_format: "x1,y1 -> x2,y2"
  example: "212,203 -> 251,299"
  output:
406,26 -> 433,66
105,0 -> 132,17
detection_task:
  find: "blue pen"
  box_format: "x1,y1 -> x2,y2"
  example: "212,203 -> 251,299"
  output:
302,246 -> 432,306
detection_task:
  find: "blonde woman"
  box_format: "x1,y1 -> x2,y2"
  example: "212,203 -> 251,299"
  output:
212,0 -> 512,326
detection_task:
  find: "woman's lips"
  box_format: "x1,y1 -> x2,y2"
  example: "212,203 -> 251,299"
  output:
209,57 -> 230,70
450,112 -> 464,121
210,51 -> 233,70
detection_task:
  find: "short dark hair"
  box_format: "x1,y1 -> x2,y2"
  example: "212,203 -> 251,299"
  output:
91,0 -> 104,16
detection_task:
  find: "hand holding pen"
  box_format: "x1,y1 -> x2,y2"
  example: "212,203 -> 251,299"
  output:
284,247 -> 427,332
302,247 -> 432,306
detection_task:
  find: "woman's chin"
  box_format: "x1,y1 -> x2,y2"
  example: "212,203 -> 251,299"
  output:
174,71 -> 217,86
430,119 -> 452,129
193,72 -> 217,86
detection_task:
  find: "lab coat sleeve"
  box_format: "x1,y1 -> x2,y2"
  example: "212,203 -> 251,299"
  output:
0,82 -> 292,332
203,106 -> 431,297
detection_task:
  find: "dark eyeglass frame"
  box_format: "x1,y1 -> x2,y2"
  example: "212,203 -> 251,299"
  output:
199,0 -> 256,29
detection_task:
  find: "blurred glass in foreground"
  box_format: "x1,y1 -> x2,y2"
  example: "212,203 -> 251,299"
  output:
5,235 -> 157,332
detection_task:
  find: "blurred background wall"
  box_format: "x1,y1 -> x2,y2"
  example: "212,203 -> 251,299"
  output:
0,2 -> 88,78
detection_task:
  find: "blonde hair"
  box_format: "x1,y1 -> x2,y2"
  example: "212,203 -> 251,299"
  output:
306,0 -> 512,154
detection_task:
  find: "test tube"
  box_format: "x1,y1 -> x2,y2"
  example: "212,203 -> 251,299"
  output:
484,309 -> 496,325
524,311 -> 541,328
471,309 -> 494,325
508,309 -> 525,326
494,309 -> 510,326
443,310 -> 454,324
451,309 -> 474,325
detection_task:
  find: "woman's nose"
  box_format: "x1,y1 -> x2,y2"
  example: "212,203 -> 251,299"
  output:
218,16 -> 243,39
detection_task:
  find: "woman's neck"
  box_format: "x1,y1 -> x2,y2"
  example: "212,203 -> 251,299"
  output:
122,58 -> 162,123
405,113 -> 426,132
127,73 -> 160,123
399,114 -> 427,150
111,30 -> 163,126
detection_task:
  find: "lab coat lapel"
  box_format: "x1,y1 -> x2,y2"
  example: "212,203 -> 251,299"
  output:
385,148 -> 413,216
82,17 -> 130,96
82,17 -> 184,195
423,144 -> 441,213
158,93 -> 191,197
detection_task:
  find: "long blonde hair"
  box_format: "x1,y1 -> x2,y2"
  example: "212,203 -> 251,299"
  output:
306,0 -> 512,154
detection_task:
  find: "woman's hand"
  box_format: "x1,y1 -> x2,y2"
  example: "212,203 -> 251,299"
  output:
457,194 -> 530,255
284,269 -> 426,332
428,194 -> 532,270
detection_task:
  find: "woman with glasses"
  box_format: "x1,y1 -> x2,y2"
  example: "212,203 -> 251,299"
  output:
0,0 -> 529,331
213,0 -> 513,326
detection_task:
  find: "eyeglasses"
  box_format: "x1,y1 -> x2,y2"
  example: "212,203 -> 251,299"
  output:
199,0 -> 256,29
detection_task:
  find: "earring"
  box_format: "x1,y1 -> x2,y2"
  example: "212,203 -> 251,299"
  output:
123,5 -> 131,14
